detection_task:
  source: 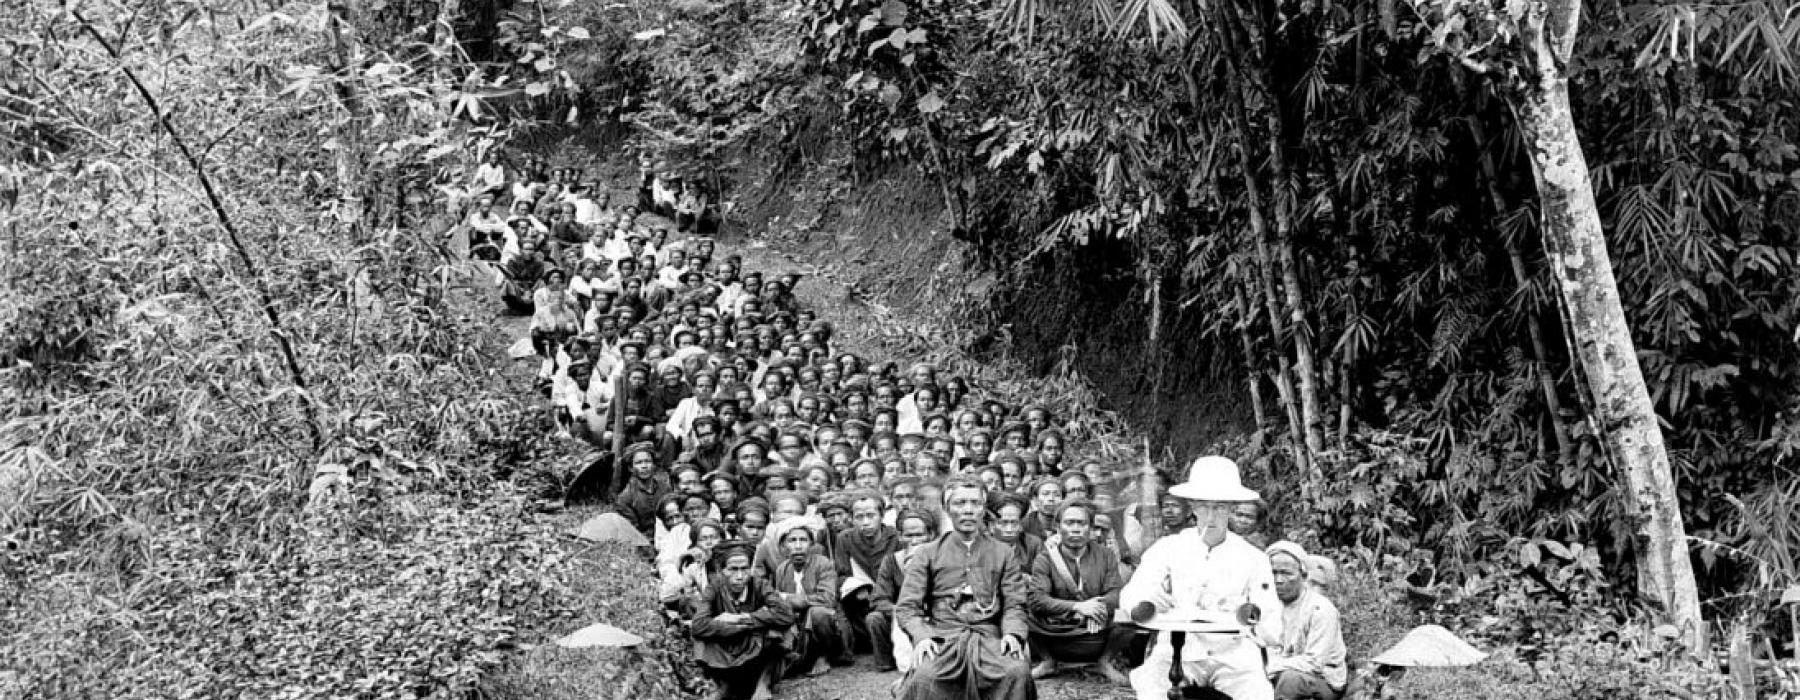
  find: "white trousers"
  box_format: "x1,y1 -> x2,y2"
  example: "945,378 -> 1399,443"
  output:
1129,632 -> 1271,700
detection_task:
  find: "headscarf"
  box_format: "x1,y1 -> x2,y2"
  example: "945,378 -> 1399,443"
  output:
1267,539 -> 1339,590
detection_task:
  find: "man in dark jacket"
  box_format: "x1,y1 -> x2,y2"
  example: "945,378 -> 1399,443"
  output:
868,508 -> 938,671
691,541 -> 794,700
1025,499 -> 1129,684
834,491 -> 900,664
895,477 -> 1037,700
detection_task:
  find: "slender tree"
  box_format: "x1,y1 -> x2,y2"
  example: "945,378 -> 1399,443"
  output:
1412,0 -> 1707,654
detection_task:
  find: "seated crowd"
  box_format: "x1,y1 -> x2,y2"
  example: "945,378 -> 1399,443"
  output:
466,156 -> 1348,700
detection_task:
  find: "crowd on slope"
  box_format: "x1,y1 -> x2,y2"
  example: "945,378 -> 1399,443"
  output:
459,155 -> 1349,700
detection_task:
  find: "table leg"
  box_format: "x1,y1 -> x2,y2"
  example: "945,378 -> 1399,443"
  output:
1167,631 -> 1187,700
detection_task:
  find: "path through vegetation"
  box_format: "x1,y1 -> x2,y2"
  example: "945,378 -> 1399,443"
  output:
469,163 -> 1140,699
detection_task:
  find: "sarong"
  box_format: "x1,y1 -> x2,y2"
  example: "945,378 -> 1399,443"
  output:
896,624 -> 1036,700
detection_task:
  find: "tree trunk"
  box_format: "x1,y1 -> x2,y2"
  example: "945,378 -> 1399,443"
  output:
1234,281 -> 1271,433
1267,116 -> 1329,460
1512,0 -> 1704,655
1239,159 -> 1311,481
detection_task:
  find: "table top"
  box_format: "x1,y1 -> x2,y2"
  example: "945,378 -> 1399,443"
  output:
1114,608 -> 1246,634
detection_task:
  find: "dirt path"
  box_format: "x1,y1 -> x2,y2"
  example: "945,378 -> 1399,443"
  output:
731,254 -> 1137,700
471,166 -> 1137,700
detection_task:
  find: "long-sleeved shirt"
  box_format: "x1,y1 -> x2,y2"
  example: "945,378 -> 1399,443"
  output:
572,197 -> 604,225
1268,585 -> 1347,689
835,526 -> 900,583
664,397 -> 712,445
1120,528 -> 1283,648
1027,543 -> 1124,635
870,548 -> 913,614
896,531 -> 1029,643
473,163 -> 506,190
690,577 -> 794,669
615,476 -> 670,536
466,210 -> 509,235
530,287 -> 578,332
769,553 -> 840,615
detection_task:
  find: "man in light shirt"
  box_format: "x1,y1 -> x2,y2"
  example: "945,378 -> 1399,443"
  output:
572,182 -> 606,224
1121,456 -> 1283,700
1265,541 -> 1346,700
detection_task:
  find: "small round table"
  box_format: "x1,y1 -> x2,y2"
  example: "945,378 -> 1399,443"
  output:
1120,617 -> 1247,700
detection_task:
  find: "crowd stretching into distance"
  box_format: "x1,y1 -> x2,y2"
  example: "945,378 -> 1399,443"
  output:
461,156 -> 1349,700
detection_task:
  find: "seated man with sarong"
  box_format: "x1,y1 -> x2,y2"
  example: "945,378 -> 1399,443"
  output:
868,508 -> 939,672
1265,541 -> 1346,700
1025,499 -> 1129,685
894,476 -> 1037,700
835,491 -> 899,665
691,541 -> 794,700
767,516 -> 843,678
1122,456 -> 1283,700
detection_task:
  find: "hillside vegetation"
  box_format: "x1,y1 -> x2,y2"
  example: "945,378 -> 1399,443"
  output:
582,0 -> 1800,655
3,0 -> 1798,697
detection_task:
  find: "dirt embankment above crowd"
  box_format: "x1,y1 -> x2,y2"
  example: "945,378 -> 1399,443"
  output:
724,161 -> 1257,464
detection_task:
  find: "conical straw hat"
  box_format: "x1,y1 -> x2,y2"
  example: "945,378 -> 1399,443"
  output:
1370,624 -> 1488,667
555,622 -> 646,648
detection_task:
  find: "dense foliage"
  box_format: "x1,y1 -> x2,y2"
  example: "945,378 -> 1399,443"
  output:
0,1 -> 615,696
568,0 -> 1800,650
4,0 -> 1797,693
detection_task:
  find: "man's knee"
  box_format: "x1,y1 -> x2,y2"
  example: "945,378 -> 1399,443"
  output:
865,611 -> 890,632
1272,670 -> 1333,700
999,655 -> 1032,681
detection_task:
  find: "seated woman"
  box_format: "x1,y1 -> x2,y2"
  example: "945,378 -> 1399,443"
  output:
1026,499 -> 1129,684
691,541 -> 795,700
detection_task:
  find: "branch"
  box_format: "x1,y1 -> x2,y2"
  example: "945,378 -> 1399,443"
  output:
74,10 -> 326,452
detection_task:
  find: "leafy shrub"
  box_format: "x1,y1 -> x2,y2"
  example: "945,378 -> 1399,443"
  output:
1,484 -> 575,698
1327,545 -> 1734,700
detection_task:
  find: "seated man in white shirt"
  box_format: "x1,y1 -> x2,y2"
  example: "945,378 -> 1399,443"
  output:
657,247 -> 691,289
1121,456 -> 1283,700
1265,541 -> 1346,700
571,183 -> 606,224
472,153 -> 507,198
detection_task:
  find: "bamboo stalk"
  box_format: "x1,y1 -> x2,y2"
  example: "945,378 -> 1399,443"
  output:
1233,281 -> 1270,432
1224,96 -> 1312,484
1471,119 -> 1572,459
75,11 -> 325,452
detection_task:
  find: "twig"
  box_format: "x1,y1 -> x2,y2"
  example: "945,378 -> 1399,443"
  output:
74,10 -> 326,452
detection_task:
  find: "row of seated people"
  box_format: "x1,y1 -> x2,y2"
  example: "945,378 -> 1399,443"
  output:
466,158 -> 1346,700
637,164 -> 720,234
649,466 -> 1347,700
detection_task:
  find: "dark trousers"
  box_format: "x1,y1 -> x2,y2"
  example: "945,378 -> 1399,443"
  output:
864,609 -> 897,669
1273,670 -> 1343,700
840,593 -> 874,652
785,607 -> 847,673
701,645 -> 784,700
